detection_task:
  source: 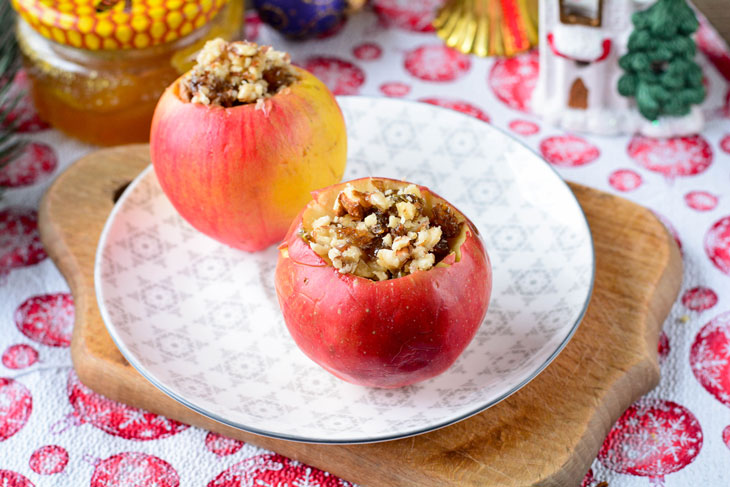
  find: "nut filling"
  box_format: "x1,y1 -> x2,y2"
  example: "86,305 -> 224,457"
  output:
303,183 -> 464,281
179,38 -> 298,107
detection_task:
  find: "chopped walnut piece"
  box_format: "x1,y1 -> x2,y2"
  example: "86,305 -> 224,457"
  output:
303,181 -> 465,281
180,38 -> 298,108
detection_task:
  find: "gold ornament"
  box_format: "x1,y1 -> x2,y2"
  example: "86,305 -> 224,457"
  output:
433,0 -> 538,57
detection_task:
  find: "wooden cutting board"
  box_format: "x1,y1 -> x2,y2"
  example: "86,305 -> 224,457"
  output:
38,144 -> 682,487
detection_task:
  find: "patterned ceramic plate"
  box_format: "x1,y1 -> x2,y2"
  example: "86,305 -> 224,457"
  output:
95,97 -> 594,444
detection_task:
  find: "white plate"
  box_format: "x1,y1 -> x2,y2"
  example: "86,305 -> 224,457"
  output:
95,96 -> 594,444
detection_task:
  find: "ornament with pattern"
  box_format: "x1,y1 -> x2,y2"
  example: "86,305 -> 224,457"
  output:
1,344 -> 38,370
29,445 -> 69,475
404,44 -> 471,82
379,82 -> 411,97
0,470 -> 34,487
62,371 -> 188,440
723,425 -> 730,450
352,42 -> 382,61
0,142 -> 57,188
540,135 -> 600,167
598,398 -> 702,486
658,331 -> 670,366
418,97 -> 490,123
720,135 -> 730,154
301,57 -> 365,95
372,0 -> 443,32
0,378 -> 32,441
684,191 -> 718,211
488,50 -> 539,112
704,216 -> 730,275
90,452 -> 179,487
207,453 -> 352,487
682,287 -> 718,312
0,207 -> 46,275
15,293 -> 74,348
204,432 -> 244,457
627,135 -> 713,178
609,169 -> 643,192
690,311 -> 730,408
508,119 -> 539,136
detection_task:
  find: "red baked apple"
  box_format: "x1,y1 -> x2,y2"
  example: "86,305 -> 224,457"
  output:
275,177 -> 492,388
150,39 -> 347,251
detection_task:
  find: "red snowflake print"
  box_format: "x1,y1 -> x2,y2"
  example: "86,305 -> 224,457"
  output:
0,378 -> 32,441
418,97 -> 490,123
627,135 -> 713,178
720,135 -> 730,154
705,216 -> 730,275
508,119 -> 540,136
609,169 -> 643,192
723,425 -> 730,450
352,42 -> 382,61
0,207 -> 47,274
301,57 -> 365,95
208,453 -> 353,487
682,287 -> 719,312
372,0 -> 445,32
15,293 -> 74,348
690,311 -> 730,408
204,432 -> 244,457
2,344 -> 39,370
488,50 -> 539,112
66,370 -> 189,440
598,398 -> 702,485
685,191 -> 718,211
652,211 -> 682,253
379,82 -> 411,97
658,331 -> 670,366
0,142 -> 58,188
29,445 -> 69,475
0,470 -> 35,487
244,11 -> 262,40
404,45 -> 471,82
1,70 -> 50,133
539,135 -> 600,167
90,452 -> 179,487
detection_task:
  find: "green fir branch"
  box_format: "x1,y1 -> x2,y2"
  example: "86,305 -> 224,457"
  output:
0,0 -> 27,196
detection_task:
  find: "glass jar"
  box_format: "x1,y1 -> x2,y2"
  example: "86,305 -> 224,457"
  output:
13,0 -> 243,146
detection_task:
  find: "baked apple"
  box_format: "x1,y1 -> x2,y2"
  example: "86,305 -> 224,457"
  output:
275,178 -> 492,388
150,39 -> 347,251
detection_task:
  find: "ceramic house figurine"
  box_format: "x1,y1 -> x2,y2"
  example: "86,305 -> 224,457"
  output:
532,0 -> 705,136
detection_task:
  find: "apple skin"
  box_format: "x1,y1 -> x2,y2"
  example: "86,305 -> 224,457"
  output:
150,66 -> 347,252
275,179 -> 492,388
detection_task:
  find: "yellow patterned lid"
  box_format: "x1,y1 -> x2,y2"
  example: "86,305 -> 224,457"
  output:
12,0 -> 229,50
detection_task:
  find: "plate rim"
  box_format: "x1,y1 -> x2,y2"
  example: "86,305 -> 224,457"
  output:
94,95 -> 596,445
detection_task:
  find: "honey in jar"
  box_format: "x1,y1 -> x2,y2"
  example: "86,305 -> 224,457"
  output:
12,0 -> 244,146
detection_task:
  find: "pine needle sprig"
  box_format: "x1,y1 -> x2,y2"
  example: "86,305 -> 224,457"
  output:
0,0 -> 26,185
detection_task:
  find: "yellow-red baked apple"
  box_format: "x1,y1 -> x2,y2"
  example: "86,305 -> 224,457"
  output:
275,177 -> 492,388
150,39 -> 346,251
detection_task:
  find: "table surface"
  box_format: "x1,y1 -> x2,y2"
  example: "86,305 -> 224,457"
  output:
1,4 -> 729,487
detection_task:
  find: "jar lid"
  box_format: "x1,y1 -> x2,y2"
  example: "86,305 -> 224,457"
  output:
12,0 -> 229,50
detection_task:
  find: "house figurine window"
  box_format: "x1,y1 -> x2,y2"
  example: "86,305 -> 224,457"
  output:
559,0 -> 603,27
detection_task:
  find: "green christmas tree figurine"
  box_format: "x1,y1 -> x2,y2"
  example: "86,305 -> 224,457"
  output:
617,0 -> 706,122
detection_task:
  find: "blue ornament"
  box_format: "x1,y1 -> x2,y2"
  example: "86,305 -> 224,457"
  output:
253,0 -> 349,39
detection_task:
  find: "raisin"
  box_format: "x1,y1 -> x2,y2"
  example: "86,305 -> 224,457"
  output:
263,67 -> 293,94
432,204 -> 462,238
432,237 -> 451,262
335,227 -> 373,247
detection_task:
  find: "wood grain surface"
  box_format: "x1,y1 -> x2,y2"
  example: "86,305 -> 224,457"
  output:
38,144 -> 683,487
